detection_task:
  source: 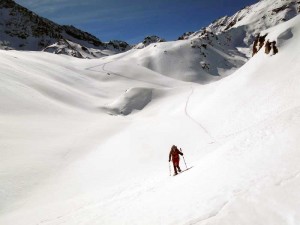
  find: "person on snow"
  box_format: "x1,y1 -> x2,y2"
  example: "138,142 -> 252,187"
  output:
169,145 -> 183,175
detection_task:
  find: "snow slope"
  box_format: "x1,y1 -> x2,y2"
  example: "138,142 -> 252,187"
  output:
1,8 -> 300,225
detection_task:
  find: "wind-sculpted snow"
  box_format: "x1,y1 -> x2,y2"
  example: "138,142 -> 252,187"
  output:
104,87 -> 153,115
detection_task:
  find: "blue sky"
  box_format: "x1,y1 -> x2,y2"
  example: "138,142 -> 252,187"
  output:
15,0 -> 258,44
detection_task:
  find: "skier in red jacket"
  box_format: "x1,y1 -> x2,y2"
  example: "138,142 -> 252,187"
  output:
169,145 -> 183,175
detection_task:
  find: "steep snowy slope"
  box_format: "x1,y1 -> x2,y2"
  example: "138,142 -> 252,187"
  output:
0,10 -> 300,225
201,0 -> 300,40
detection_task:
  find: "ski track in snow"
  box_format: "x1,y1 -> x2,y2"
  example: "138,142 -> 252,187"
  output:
184,85 -> 216,143
86,60 -> 169,88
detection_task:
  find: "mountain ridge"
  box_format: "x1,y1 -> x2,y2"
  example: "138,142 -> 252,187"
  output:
0,0 -> 130,54
113,0 -> 300,83
1,0 -> 299,61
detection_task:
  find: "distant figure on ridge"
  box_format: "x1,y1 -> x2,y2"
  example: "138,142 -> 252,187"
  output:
169,145 -> 183,175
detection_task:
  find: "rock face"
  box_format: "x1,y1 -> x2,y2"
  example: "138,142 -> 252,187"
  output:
252,34 -> 268,56
0,0 -> 130,56
264,40 -> 278,55
106,40 -> 131,52
252,35 -> 279,56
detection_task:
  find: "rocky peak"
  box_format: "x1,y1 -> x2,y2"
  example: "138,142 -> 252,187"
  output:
106,40 -> 131,52
134,35 -> 165,49
178,32 -> 194,40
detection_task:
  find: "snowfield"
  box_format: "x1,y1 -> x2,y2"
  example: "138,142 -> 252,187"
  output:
1,10 -> 300,225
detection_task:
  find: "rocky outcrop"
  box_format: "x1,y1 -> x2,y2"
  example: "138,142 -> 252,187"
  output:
252,34 -> 268,56
178,32 -> 194,40
252,34 -> 279,56
106,40 -> 131,52
134,36 -> 165,49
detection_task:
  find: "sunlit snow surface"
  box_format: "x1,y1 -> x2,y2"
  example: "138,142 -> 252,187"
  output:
1,13 -> 300,225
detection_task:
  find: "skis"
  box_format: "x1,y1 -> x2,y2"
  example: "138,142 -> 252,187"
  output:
173,167 -> 193,176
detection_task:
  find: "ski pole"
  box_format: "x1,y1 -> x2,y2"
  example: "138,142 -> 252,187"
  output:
169,161 -> 171,176
180,148 -> 188,169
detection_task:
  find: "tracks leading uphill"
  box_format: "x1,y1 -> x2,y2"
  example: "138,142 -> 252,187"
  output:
184,85 -> 216,143
86,60 -> 169,88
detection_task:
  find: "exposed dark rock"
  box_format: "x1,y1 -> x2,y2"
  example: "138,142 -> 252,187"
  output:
224,20 -> 237,31
134,35 -> 165,49
252,37 -> 279,56
142,36 -> 165,44
271,41 -> 278,55
272,4 -> 289,14
107,40 -> 130,51
178,32 -> 194,40
252,33 -> 268,56
265,40 -> 271,54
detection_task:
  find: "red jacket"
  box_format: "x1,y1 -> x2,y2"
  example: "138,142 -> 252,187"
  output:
169,148 -> 183,162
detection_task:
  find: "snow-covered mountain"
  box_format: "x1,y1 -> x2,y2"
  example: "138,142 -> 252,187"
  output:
117,0 -> 300,83
0,0 -> 130,55
1,0 -> 300,225
193,0 -> 300,41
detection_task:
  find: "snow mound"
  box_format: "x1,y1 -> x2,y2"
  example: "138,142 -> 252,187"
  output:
105,87 -> 153,115
277,28 -> 294,43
